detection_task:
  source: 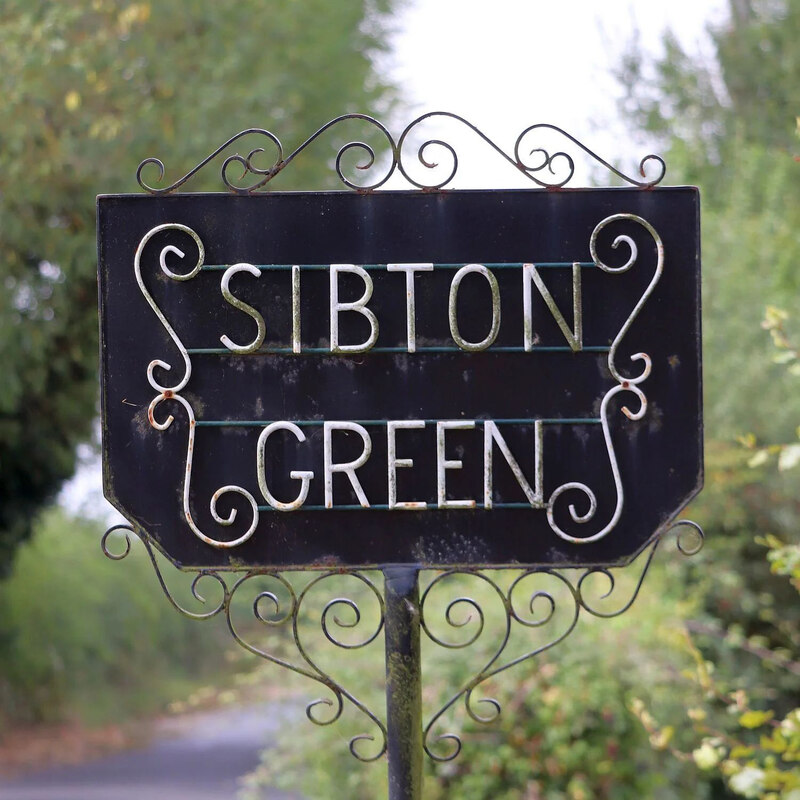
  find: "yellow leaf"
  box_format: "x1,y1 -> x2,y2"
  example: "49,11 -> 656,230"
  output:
737,433 -> 756,449
740,709 -> 774,729
64,90 -> 81,112
650,726 -> 674,750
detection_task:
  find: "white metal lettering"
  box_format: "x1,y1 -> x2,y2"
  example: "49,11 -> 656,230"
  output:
483,420 -> 543,509
329,264 -> 379,353
387,420 -> 426,510
324,421 -> 372,508
291,264 -> 301,354
256,422 -> 314,511
386,263 -> 433,353
523,263 -> 582,352
448,265 -> 501,351
220,263 -> 267,354
436,420 -> 476,509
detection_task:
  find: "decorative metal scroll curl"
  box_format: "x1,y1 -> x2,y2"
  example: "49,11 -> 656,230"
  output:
101,519 -> 703,764
136,112 -> 665,194
419,519 -> 704,761
102,523 -> 388,762
547,213 -> 664,545
135,223 -> 260,549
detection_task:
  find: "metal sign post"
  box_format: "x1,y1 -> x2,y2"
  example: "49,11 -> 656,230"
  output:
97,114 -> 704,798
384,568 -> 423,800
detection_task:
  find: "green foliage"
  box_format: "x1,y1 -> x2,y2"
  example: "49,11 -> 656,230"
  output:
241,569 -> 711,799
631,597 -> 800,799
688,443 -> 800,659
618,0 -> 800,193
644,314 -> 800,800
0,0 -> 399,570
637,357 -> 800,800
0,507 -> 241,726
761,535 -> 800,592
702,159 -> 800,443
744,308 -> 800,471
615,3 -> 800,796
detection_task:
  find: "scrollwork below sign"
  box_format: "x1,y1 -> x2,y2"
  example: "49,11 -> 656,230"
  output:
98,188 -> 702,569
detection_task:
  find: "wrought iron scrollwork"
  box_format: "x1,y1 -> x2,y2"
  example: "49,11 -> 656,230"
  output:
545,214 -> 664,545
420,568 -> 580,761
136,112 -> 665,194
418,519 -> 704,760
102,518 -> 702,763
102,525 -> 387,761
135,225 -> 261,549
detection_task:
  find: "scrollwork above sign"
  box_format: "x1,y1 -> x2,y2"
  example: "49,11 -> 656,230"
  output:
135,112 -> 666,194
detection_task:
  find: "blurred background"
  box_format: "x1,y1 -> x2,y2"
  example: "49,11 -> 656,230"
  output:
0,1 -> 799,798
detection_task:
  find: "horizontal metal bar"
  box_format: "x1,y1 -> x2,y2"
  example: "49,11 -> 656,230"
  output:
186,345 -> 611,355
201,262 -> 597,271
255,502 -> 543,511
195,418 -> 601,427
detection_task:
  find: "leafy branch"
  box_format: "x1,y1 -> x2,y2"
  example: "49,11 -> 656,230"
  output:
631,626 -> 800,799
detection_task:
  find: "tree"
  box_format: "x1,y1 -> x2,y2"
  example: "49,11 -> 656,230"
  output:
0,0 -> 401,571
618,0 -> 800,195
618,0 -> 800,442
617,3 -> 800,796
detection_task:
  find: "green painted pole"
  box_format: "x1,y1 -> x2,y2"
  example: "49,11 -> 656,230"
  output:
384,567 -> 423,800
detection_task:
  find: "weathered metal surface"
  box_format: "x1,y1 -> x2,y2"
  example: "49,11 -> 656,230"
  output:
384,567 -> 423,800
97,187 -> 702,570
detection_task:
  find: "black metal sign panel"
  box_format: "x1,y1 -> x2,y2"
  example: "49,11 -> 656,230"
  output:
98,188 -> 701,569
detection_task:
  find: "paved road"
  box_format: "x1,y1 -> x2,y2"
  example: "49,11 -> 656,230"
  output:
0,704 -> 303,800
